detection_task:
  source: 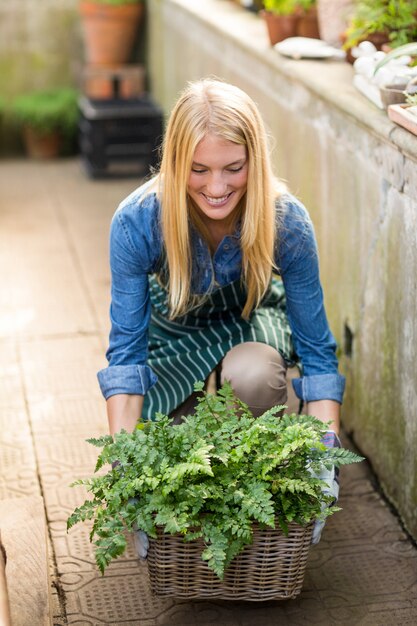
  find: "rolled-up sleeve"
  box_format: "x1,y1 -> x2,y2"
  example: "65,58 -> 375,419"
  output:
277,198 -> 345,404
97,364 -> 157,400
98,196 -> 160,400
292,373 -> 345,404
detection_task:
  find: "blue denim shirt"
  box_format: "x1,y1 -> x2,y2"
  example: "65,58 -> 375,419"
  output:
98,183 -> 345,404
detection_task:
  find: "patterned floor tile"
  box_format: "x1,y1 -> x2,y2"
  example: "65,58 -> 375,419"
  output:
28,395 -> 107,436
64,565 -> 173,625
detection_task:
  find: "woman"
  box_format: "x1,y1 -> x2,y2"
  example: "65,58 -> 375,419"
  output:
98,80 -> 344,537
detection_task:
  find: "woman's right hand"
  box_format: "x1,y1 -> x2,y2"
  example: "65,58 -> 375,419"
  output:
134,530 -> 149,559
107,412 -> 149,559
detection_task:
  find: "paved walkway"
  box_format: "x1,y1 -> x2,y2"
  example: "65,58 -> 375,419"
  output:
0,159 -> 416,626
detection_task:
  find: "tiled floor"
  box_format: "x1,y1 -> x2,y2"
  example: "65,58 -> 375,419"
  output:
0,159 -> 416,626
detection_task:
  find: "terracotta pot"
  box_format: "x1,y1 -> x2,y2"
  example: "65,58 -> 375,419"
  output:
381,43 -> 393,54
82,64 -> 145,100
261,10 -> 299,46
296,6 -> 320,39
23,126 -> 62,159
79,1 -> 144,66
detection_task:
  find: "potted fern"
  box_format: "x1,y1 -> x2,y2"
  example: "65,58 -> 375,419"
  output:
68,382 -> 363,600
79,0 -> 145,66
11,88 -> 78,159
343,0 -> 417,55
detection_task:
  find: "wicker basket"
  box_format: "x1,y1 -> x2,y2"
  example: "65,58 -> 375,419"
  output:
147,521 -> 313,601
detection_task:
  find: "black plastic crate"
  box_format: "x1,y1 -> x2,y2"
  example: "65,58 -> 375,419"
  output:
78,94 -> 164,178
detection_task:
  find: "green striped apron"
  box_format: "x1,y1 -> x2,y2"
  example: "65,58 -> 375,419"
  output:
142,275 -> 296,421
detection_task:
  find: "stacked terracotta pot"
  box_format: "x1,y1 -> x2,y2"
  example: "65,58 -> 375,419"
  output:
79,1 -> 145,99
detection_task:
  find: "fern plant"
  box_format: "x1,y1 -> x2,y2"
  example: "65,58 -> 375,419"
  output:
68,381 -> 363,579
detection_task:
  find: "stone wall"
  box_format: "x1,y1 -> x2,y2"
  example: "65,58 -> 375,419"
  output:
0,0 -> 82,98
148,0 -> 417,539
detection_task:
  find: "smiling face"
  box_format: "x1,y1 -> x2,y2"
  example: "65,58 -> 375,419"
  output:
187,133 -> 248,233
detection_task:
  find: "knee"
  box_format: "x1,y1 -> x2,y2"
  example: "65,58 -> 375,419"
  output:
220,342 -> 287,416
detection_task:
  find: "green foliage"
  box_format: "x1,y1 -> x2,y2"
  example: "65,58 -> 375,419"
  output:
298,0 -> 316,10
263,0 -> 315,16
405,94 -> 417,107
344,0 -> 417,49
68,382 -> 363,579
11,88 -> 78,136
90,0 -> 144,4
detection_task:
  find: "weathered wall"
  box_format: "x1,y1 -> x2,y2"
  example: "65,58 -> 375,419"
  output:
0,0 -> 82,98
0,0 -> 82,152
148,0 -> 417,538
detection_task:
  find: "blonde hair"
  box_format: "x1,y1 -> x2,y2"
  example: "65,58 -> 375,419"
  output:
157,78 -> 283,320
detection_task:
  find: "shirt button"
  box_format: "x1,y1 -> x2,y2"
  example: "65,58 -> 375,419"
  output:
224,244 -> 229,250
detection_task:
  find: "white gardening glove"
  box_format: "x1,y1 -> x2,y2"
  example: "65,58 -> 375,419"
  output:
133,529 -> 149,559
311,431 -> 341,545
123,495 -> 149,559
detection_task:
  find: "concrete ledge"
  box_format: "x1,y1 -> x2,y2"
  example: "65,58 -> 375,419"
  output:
159,0 -> 417,160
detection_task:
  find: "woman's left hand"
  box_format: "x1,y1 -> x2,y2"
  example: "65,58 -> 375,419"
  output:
311,430 -> 341,545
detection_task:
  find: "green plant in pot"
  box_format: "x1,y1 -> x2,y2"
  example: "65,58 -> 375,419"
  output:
262,1 -> 318,45
79,0 -> 145,66
262,0 -> 302,46
297,0 -> 320,38
11,88 -> 79,159
343,0 -> 417,52
68,381 -> 363,591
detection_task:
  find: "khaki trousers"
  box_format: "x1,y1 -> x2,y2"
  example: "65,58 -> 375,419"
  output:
170,341 -> 291,422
